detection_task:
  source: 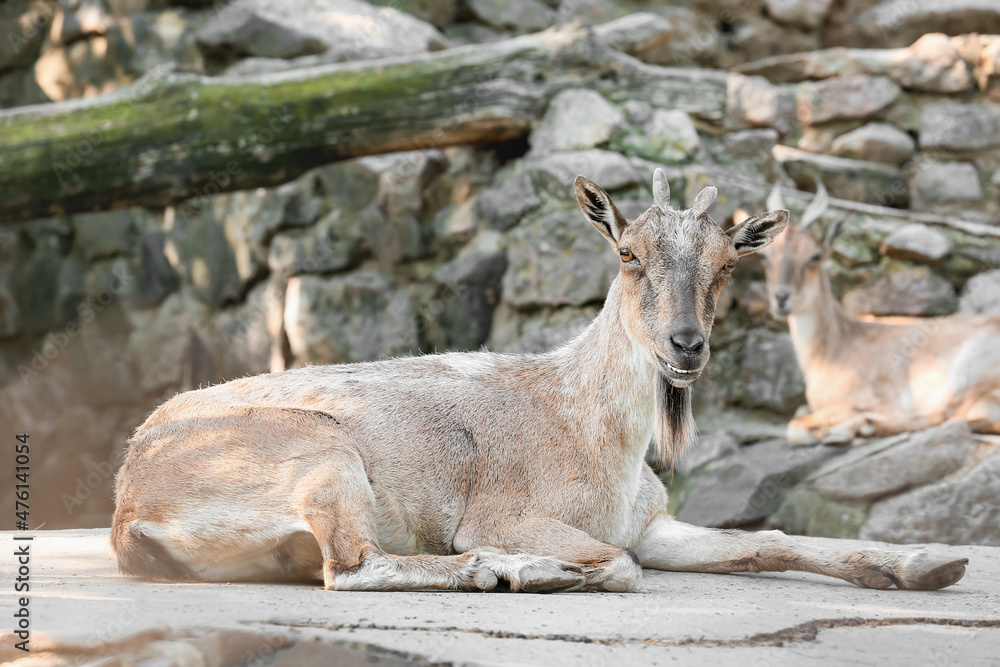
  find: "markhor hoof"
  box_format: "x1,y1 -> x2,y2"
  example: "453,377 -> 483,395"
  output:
900,555 -> 969,591
517,560 -> 585,593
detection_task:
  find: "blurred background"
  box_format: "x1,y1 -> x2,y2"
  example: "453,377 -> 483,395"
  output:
1,0 -> 999,545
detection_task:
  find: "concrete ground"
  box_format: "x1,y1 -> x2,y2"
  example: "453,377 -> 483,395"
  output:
2,530 -> 999,666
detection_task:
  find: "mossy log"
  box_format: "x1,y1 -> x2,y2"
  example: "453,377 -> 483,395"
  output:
0,24 -> 726,224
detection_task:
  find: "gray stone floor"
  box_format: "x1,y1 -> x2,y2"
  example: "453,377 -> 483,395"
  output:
2,529 -> 999,665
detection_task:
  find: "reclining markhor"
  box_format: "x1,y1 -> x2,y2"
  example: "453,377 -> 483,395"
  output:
747,182 -> 1000,446
112,170 -> 968,592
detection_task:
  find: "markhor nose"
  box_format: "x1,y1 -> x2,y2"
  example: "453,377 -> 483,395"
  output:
670,328 -> 705,355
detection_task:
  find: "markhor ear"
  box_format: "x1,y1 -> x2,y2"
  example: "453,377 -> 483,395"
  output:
575,175 -> 628,247
727,209 -> 789,256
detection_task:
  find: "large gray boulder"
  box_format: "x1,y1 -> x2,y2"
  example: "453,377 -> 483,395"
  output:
830,123 -> 915,165
529,89 -> 625,154
427,251 -> 507,351
911,161 -> 983,205
284,270 -> 417,364
615,109 -> 701,164
879,223 -> 953,263
842,265 -> 958,317
503,208 -> 618,308
476,172 -> 543,231
466,0 -> 553,32
726,74 -> 797,133
860,0 -> 1000,49
196,0 -> 448,62
920,104 -> 1000,152
861,453 -> 1000,546
773,145 -> 908,208
168,188 -> 287,307
795,75 -> 901,125
960,269 -> 1000,316
526,150 -> 640,194
677,439 -> 841,528
732,329 -> 806,415
810,421 -> 980,503
764,0 -> 833,28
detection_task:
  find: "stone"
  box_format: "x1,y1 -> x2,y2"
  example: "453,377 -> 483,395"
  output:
527,150 -> 640,194
368,211 -> 425,265
796,75 -> 901,126
427,251 -> 507,351
358,150 -> 447,219
919,104 -> 1000,151
811,421 -> 979,503
830,123 -> 915,165
732,329 -> 806,415
842,265 -> 958,317
0,1 -> 52,71
33,34 -> 122,102
891,33 -> 973,93
196,0 -> 449,62
107,9 -> 207,77
466,0 -> 553,33
978,36 -> 1000,98
529,89 -> 626,155
911,161 -> 983,205
5,219 -> 70,336
677,439 -> 841,528
133,230 -> 180,307
126,291 -> 213,394
433,199 -> 477,244
284,270 -> 417,364
773,145 -> 909,208
499,310 -> 595,354
726,74 -> 797,133
267,206 -> 367,276
616,109 -> 701,164
557,0 -> 631,27
312,159 -> 382,211
72,209 -> 136,261
861,453 -> 1000,546
768,485 -> 867,539
960,269 -> 1000,316
764,0 -> 833,28
0,67 -> 49,109
211,278 -> 284,377
476,172 -> 543,231
591,12 -> 675,61
727,16 -> 821,69
169,187 -> 286,306
503,208 -> 619,308
370,0 -> 457,28
879,223 -> 953,263
860,0 -> 1000,50
724,129 -> 779,160
676,430 -> 739,476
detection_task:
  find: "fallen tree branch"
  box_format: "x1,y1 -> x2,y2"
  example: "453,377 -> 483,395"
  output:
0,23 -> 726,223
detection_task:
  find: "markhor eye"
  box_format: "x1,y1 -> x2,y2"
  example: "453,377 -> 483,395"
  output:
723,260 -> 737,274
619,249 -> 635,263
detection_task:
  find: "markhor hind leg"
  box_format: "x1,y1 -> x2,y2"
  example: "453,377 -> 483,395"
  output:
298,448 -> 581,592
636,515 -> 968,591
